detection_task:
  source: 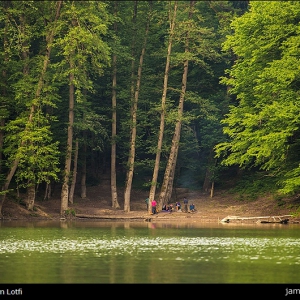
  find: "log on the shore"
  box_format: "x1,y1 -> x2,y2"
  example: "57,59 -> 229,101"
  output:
75,214 -> 146,220
260,219 -> 289,224
220,215 -> 292,223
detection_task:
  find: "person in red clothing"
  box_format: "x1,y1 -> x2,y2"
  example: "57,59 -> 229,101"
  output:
151,199 -> 157,214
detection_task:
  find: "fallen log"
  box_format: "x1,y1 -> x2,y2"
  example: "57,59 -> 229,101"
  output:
75,214 -> 146,220
220,215 -> 292,223
260,218 -> 289,224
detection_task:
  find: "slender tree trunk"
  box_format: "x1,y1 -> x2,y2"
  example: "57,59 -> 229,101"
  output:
124,3 -> 151,212
69,139 -> 78,204
203,167 -> 212,192
158,1 -> 194,210
80,140 -> 87,199
111,1 -> 120,209
124,1 -> 137,210
159,101 -> 184,209
123,1 -> 137,212
0,119 -> 4,175
0,1 -> 62,217
26,185 -> 35,211
61,64 -> 75,216
44,183 -> 52,201
130,1 -> 137,114
210,181 -> 215,198
148,1 -> 178,214
203,150 -> 217,194
20,12 -> 35,211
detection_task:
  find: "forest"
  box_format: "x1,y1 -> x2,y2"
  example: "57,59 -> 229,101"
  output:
1,0 -> 300,217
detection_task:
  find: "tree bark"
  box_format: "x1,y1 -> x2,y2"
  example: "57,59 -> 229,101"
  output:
80,141 -> 87,199
26,185 -> 35,211
158,1 -> 194,210
111,1 -> 120,209
69,139 -> 79,204
124,2 -> 151,212
44,183 -> 52,201
61,63 -> 75,216
148,1 -> 178,214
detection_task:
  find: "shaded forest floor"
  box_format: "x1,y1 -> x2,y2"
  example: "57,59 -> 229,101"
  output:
2,183 -> 300,224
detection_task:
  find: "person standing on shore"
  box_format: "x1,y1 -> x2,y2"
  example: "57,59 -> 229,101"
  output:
151,199 -> 157,214
183,197 -> 188,212
145,197 -> 149,210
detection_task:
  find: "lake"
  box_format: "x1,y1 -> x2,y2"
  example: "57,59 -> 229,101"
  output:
0,220 -> 299,296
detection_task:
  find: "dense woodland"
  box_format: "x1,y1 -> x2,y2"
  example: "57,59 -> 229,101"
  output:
1,1 -> 300,217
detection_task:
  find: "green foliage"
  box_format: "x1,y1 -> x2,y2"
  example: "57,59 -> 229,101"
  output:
4,111 -> 60,189
0,0 -> 256,203
215,1 -> 300,195
53,1 -> 111,91
65,209 -> 76,217
277,165 -> 300,196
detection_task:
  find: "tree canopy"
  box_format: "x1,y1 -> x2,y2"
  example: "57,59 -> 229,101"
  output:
215,1 -> 300,195
3,1 -> 300,215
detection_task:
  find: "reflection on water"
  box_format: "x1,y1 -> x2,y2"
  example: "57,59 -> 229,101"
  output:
0,220 -> 300,283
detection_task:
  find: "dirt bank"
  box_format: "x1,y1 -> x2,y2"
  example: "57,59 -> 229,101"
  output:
1,186 -> 300,224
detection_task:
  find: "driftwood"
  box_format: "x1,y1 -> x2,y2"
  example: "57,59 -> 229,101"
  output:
220,215 -> 292,224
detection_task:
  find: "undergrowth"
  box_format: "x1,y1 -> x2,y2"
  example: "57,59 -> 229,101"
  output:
227,172 -> 279,201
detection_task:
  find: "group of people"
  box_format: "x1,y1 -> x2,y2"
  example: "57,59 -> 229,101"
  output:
162,204 -> 173,212
145,196 -> 196,214
175,197 -> 196,212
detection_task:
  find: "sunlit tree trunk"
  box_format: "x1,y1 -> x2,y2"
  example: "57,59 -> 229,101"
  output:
158,1 -> 194,210
124,2 -> 151,212
111,1 -> 120,209
20,11 -> 35,211
61,60 -> 75,216
26,185 -> 35,211
80,140 -> 87,199
122,1 -> 137,212
148,1 -> 177,214
69,139 -> 78,204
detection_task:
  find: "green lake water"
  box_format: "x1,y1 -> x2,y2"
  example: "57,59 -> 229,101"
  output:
0,220 -> 300,287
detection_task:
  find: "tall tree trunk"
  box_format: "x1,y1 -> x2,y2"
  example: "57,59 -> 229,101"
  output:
111,1 -> 120,209
44,183 -> 52,201
69,139 -> 79,204
0,119 -> 4,175
124,3 -> 151,212
203,167 -> 212,192
26,185 -> 35,211
61,64 -> 75,216
20,11 -> 33,210
80,139 -> 87,199
123,1 -> 137,212
130,1 -> 137,114
0,1 -> 62,217
210,181 -> 215,198
148,1 -> 178,214
158,1 -> 194,210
